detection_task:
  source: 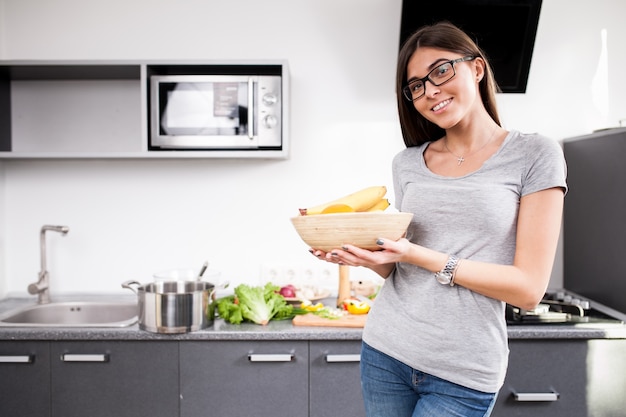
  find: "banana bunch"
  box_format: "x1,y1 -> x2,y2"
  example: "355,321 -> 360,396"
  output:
299,185 -> 389,215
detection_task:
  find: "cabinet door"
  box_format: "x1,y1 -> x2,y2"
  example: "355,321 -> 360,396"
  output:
310,340 -> 365,417
50,341 -> 179,417
0,341 -> 51,417
180,340 -> 309,417
585,339 -> 626,417
492,340 -> 587,417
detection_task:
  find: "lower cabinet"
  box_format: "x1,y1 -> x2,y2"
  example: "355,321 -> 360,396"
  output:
0,341 -> 51,417
50,341 -> 179,417
180,340 -> 309,417
309,340 -> 365,417
0,340 -> 179,417
492,339 -> 626,417
3,337 -> 626,417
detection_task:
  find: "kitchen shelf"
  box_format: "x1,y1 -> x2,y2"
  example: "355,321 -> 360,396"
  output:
0,60 -> 289,159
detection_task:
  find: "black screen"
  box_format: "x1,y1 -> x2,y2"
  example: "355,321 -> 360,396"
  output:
399,0 -> 542,93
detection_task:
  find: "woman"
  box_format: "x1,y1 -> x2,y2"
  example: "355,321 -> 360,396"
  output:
310,22 -> 567,416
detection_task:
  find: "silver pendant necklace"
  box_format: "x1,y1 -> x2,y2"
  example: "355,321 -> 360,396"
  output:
443,127 -> 499,166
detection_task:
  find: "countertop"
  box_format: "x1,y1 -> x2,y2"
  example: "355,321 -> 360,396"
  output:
2,295 -> 626,341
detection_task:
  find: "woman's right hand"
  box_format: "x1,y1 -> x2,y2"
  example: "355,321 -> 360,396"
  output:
309,237 -> 413,278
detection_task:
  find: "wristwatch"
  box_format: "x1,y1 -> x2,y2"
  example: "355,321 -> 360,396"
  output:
435,255 -> 460,286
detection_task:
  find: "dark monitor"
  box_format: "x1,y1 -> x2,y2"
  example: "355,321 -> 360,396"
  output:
399,0 -> 542,93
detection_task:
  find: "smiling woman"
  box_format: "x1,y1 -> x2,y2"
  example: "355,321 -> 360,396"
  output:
307,21 -> 567,417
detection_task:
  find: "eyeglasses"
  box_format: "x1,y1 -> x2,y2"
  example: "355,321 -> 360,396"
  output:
402,56 -> 476,101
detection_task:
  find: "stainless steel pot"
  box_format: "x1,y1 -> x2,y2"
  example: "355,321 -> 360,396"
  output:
122,280 -> 215,334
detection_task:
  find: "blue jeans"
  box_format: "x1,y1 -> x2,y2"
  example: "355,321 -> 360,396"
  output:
360,342 -> 497,417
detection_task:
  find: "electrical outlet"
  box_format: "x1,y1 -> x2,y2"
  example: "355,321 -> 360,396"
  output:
301,267 -> 315,283
260,263 -> 285,285
260,263 -> 339,291
283,266 -> 301,288
317,265 -> 337,289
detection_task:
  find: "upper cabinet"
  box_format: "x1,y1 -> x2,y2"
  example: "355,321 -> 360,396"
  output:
0,60 -> 289,159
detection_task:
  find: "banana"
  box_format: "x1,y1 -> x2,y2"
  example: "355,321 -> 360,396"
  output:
365,198 -> 390,212
321,204 -> 355,214
299,186 -> 387,215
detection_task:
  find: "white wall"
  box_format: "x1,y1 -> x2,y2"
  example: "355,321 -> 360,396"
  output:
0,0 -> 624,297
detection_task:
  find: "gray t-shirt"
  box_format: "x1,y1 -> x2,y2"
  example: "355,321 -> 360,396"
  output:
362,130 -> 568,393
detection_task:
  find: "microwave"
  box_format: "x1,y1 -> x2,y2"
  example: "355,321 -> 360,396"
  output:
149,69 -> 284,151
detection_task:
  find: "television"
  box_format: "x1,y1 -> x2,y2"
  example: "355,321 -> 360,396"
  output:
399,0 -> 542,93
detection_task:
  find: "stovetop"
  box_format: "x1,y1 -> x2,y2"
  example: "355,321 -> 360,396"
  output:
506,290 -> 626,326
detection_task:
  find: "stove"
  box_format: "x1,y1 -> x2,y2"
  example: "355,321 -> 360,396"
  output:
506,290 -> 626,326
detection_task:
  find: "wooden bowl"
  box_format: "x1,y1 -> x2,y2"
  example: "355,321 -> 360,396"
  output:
290,212 -> 413,252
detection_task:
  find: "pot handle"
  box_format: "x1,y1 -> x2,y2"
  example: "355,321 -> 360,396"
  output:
209,281 -> 230,299
121,280 -> 141,294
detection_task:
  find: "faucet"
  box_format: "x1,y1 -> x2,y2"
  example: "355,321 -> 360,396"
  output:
28,225 -> 70,304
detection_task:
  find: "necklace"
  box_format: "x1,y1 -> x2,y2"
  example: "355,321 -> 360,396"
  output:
443,127 -> 499,166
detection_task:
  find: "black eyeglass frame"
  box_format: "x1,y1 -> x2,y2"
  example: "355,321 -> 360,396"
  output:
402,56 -> 477,102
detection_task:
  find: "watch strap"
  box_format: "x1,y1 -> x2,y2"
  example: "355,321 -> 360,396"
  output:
435,255 -> 459,286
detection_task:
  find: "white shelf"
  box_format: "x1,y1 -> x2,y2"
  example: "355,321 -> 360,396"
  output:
0,60 -> 289,160
0,150 -> 289,159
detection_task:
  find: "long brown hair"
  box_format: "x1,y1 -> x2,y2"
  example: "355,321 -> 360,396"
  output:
396,21 -> 501,147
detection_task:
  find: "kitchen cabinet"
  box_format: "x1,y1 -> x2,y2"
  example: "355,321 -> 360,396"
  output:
492,339 -> 626,417
0,60 -> 288,159
0,341 -> 51,417
3,310 -> 626,417
309,340 -> 365,417
180,340 -> 309,417
49,341 -> 179,417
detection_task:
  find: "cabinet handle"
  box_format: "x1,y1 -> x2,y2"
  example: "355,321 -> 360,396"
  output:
61,353 -> 109,362
248,353 -> 294,362
512,391 -> 560,402
0,355 -> 34,363
325,354 -> 361,363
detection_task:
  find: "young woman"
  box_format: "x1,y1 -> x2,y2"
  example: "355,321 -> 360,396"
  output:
310,22 -> 567,416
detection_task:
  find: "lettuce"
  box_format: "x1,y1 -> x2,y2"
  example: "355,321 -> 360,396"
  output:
217,282 -> 293,325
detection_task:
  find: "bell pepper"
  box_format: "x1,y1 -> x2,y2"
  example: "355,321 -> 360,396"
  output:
345,300 -> 370,315
301,300 -> 324,312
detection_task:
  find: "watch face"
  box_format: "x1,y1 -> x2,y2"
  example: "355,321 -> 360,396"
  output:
436,272 -> 451,285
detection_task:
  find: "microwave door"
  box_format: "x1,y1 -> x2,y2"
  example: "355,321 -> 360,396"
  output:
154,78 -> 259,149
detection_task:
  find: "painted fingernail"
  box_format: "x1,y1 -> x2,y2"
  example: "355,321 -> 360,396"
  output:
376,238 -> 384,245
341,246 -> 349,251
331,252 -> 338,256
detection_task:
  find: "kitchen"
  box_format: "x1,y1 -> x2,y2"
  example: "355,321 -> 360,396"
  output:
1,0 -> 626,416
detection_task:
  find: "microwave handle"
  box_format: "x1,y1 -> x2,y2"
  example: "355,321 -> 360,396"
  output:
248,78 -> 254,139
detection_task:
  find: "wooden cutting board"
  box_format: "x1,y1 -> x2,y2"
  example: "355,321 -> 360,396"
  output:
292,313 -> 367,328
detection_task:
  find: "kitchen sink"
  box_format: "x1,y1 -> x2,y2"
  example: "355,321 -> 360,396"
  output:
0,301 -> 138,327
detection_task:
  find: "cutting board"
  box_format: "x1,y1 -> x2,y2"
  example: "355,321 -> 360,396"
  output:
292,313 -> 367,328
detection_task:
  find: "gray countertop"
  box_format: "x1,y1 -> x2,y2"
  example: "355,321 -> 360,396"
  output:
2,295 -> 626,341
